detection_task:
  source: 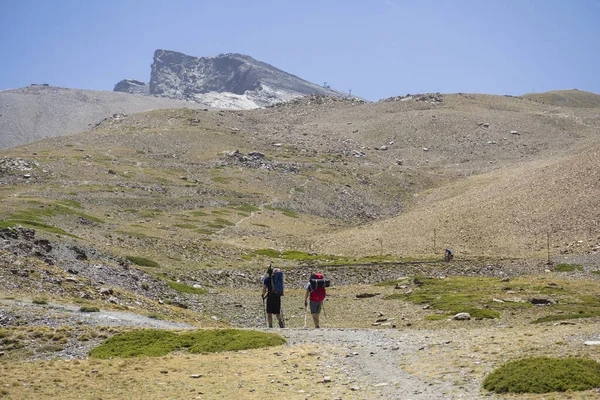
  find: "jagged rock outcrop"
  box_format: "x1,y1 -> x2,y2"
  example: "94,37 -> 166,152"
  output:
114,49 -> 350,109
113,79 -> 150,95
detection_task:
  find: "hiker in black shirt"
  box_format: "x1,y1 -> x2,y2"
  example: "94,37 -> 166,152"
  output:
262,266 -> 284,328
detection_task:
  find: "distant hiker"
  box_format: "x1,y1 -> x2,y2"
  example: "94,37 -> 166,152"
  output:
262,264 -> 284,328
304,272 -> 330,328
444,248 -> 454,262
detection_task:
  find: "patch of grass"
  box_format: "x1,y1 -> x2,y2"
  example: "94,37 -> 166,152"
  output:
254,249 -> 281,258
190,210 -> 207,217
282,250 -> 312,260
532,312 -> 600,324
213,218 -> 234,226
554,263 -> 584,272
32,298 -> 48,305
89,329 -> 285,358
196,229 -> 214,235
80,307 -> 100,313
235,204 -> 260,213
251,223 -> 270,228
57,199 -> 82,209
281,209 -> 298,218
167,281 -> 207,295
482,357 -> 600,394
424,315 -> 448,321
126,256 -> 160,268
210,210 -> 231,215
385,276 -> 516,319
375,278 -> 411,287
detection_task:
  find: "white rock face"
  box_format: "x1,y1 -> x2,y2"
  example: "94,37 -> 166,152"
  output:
115,49 -> 349,109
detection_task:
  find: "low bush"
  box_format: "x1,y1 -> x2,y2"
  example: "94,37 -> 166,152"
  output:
554,264 -> 584,272
89,329 -> 285,358
167,281 -> 207,295
483,357 -> 600,394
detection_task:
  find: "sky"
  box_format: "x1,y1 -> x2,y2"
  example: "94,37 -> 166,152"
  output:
1,0 -> 599,101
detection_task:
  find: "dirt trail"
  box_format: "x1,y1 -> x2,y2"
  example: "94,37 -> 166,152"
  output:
281,328 -> 490,399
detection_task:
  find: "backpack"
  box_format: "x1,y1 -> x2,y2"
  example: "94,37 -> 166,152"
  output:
271,268 -> 284,295
309,273 -> 330,302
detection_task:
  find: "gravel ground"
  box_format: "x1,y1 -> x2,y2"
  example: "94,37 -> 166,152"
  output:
281,328 -> 472,400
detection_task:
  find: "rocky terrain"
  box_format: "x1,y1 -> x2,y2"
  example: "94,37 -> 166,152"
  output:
1,87 -> 600,399
114,49 -> 351,109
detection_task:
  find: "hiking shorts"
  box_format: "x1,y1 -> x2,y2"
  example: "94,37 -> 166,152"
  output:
310,300 -> 322,314
266,294 -> 281,314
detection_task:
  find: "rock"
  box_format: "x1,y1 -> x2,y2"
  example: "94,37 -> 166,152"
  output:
113,79 -> 150,95
584,341 -> 600,346
453,312 -> 471,320
323,376 -> 331,383
529,298 -> 553,305
510,130 -> 519,135
190,374 -> 203,378
356,293 -> 380,299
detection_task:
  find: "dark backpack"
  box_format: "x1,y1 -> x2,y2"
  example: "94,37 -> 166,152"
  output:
271,268 -> 284,295
309,273 -> 330,302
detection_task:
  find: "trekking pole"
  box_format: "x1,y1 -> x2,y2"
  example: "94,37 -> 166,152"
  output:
303,303 -> 307,329
262,295 -> 267,327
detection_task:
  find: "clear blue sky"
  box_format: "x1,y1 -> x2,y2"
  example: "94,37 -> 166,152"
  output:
1,0 -> 598,101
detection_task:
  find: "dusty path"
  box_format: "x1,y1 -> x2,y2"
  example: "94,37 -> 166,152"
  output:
280,328 -> 490,400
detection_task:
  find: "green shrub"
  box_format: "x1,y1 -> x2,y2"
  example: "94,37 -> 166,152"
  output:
554,264 -> 584,272
32,297 -> 48,305
167,281 -> 207,295
89,329 -> 285,358
126,256 -> 160,268
483,357 -> 600,394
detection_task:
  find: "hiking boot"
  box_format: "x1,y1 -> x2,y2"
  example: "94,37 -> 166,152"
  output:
278,320 -> 284,328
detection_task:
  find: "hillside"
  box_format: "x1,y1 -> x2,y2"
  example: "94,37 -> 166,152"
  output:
2,89 -> 600,399
0,85 -> 204,149
522,89 -> 600,108
0,91 -> 598,265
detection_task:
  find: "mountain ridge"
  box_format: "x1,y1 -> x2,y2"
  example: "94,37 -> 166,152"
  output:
114,49 -> 351,109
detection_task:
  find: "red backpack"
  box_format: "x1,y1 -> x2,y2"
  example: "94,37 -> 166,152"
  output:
309,273 -> 329,302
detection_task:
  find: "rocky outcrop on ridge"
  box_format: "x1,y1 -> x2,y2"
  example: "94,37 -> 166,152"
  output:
114,49 -> 350,109
113,79 -> 150,95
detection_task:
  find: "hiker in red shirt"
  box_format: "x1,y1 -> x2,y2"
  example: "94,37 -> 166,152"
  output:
304,273 -> 328,328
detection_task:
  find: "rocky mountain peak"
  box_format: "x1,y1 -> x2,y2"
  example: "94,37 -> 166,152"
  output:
113,79 -> 149,95
115,49 -> 349,109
